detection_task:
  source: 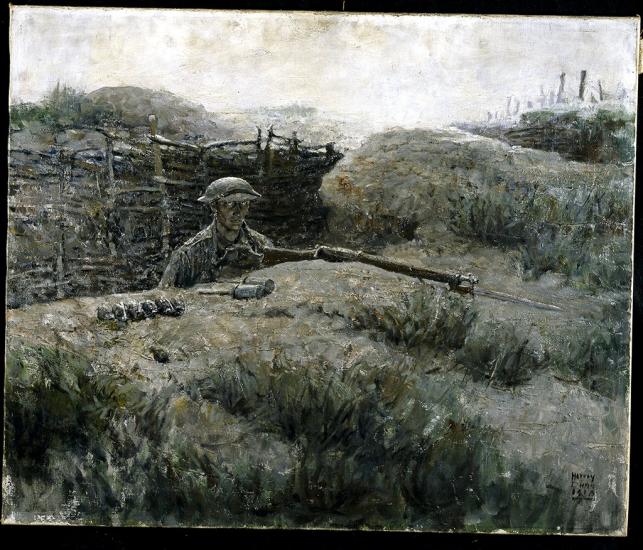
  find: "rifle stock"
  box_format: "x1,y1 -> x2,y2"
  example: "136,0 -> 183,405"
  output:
262,247 -> 318,265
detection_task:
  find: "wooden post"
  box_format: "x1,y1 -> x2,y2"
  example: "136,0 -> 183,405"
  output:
556,73 -> 566,103
579,70 -> 587,100
291,131 -> 300,152
103,136 -> 118,267
105,137 -> 115,194
103,136 -> 119,275
149,114 -> 163,177
325,142 -> 335,160
256,127 -> 262,152
149,114 -> 170,257
255,127 -> 264,175
538,85 -> 546,108
56,149 -> 73,299
160,200 -> 171,259
264,126 -> 274,173
199,149 -> 209,185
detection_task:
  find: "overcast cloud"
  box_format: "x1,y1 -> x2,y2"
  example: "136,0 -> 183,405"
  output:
9,7 -> 640,127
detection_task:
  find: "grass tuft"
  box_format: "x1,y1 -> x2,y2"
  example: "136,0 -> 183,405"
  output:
456,322 -> 542,387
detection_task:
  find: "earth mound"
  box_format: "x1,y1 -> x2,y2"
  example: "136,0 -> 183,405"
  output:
4,261 -> 628,531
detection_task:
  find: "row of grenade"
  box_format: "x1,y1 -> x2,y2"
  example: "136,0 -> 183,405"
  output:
97,297 -> 185,322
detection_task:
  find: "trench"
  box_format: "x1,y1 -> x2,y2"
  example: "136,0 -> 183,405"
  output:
7,126 -> 343,307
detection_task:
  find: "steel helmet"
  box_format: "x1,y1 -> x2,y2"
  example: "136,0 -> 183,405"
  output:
197,177 -> 261,203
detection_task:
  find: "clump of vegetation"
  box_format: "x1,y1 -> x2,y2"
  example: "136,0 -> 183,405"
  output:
456,321 -> 543,387
11,84 -> 83,131
350,285 -> 477,355
448,189 -> 526,247
5,304 -> 628,530
3,344 -> 292,525
448,177 -> 632,291
452,298 -> 630,399
199,351 -> 501,529
3,339 -> 532,530
514,108 -> 636,164
547,298 -> 631,399
10,83 -> 120,132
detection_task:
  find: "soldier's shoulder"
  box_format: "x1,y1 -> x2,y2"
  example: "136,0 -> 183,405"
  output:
245,225 -> 273,247
179,225 -> 215,250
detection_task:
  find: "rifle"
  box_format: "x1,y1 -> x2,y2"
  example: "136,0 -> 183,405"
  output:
262,245 -> 562,312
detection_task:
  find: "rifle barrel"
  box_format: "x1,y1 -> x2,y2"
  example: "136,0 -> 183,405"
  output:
315,246 -> 477,289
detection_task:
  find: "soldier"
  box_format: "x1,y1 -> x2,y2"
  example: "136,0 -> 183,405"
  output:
158,177 -> 272,288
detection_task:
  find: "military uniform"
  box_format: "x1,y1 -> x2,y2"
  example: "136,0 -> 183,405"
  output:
158,219 -> 271,288
158,177 -> 272,288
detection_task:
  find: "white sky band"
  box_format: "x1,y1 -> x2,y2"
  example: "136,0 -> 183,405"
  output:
9,8 -> 639,128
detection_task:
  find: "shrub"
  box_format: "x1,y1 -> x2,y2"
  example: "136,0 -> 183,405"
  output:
10,84 -> 121,132
4,345 -> 143,522
515,108 -> 636,163
547,298 -> 631,399
268,358 -> 493,529
170,349 -> 497,529
350,285 -> 477,355
456,321 -> 542,387
3,344 -> 293,526
5,309 -> 627,529
448,190 -> 527,246
448,177 -> 632,291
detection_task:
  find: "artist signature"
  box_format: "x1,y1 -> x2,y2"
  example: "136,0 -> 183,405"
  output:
571,472 -> 596,502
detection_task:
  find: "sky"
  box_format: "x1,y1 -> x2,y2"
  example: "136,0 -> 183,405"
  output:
9,7 -> 640,128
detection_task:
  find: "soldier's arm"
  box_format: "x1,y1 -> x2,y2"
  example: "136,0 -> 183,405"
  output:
158,248 -> 191,288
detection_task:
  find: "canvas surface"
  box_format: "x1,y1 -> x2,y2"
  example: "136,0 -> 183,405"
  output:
4,7 -> 638,534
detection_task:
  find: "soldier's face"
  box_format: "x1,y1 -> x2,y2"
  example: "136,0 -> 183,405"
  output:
215,200 -> 250,232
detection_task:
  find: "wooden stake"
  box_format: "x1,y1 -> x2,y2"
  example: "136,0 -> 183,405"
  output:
579,70 -> 587,100
148,114 -> 170,257
556,73 -> 566,103
149,114 -> 163,177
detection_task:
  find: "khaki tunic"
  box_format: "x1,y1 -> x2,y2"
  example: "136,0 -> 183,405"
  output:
158,220 -> 272,288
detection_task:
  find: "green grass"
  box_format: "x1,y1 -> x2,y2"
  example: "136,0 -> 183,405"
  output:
456,321 -> 542,387
547,297 -> 631,398
10,84 -> 119,132
448,177 -> 632,292
516,108 -> 636,163
0,340 -> 510,529
3,344 -> 288,525
346,284 -> 630,398
349,285 -> 477,355
4,281 -> 628,529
